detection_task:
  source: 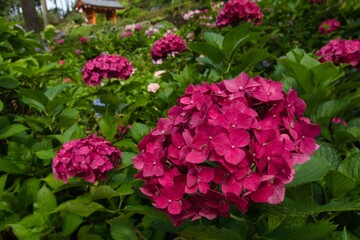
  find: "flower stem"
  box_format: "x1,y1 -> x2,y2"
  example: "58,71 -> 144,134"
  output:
230,214 -> 246,222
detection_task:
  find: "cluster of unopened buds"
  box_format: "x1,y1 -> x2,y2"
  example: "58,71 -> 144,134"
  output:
133,72 -> 320,226
216,0 -> 263,28
82,54 -> 133,86
150,33 -> 187,62
318,19 -> 340,35
316,39 -> 360,69
52,134 -> 121,183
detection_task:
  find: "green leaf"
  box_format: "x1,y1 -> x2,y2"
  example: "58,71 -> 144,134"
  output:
56,198 -> 106,217
89,185 -> 120,200
41,173 -> 64,190
0,100 -> 3,112
61,212 -> 83,237
110,222 -> 137,240
181,225 -> 244,240
18,178 -> 40,207
119,81 -> 143,93
9,224 -> 41,240
324,171 -> 356,198
0,174 -> 7,196
35,149 -> 56,160
263,198 -> 360,216
19,88 -> 49,112
203,32 -> 224,49
222,23 -> 250,60
311,62 -> 344,87
0,74 -> 20,89
279,59 -> 313,93
338,152 -> 360,180
312,99 -> 350,122
120,151 -> 136,169
44,84 -> 67,100
114,139 -> 138,153
264,220 -> 336,240
0,124 -> 28,139
189,42 -> 225,64
77,225 -> 103,240
99,112 -> 119,140
34,185 -> 57,216
124,205 -> 168,220
116,182 -> 134,196
287,150 -> 331,187
232,48 -> 268,75
129,122 -> 150,142
316,141 -> 341,170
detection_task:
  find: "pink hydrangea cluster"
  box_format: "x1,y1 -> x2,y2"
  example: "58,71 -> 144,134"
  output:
316,39 -> 360,69
80,36 -> 88,43
150,33 -> 187,61
82,54 -> 133,86
52,134 -> 121,184
183,9 -> 208,21
132,72 -> 320,226
318,19 -> 340,35
215,0 -> 263,28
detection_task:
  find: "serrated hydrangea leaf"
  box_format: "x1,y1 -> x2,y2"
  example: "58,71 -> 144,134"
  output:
34,185 -> 57,216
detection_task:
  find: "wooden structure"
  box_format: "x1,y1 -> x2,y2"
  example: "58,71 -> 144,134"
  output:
74,0 -> 125,24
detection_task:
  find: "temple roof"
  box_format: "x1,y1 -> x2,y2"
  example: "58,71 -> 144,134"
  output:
75,0 -> 125,9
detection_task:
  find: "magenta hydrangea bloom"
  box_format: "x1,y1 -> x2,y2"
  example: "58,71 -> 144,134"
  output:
318,19 -> 340,35
82,54 -> 133,86
132,72 -> 320,226
150,33 -> 187,61
52,134 -> 121,184
215,0 -> 263,28
316,39 -> 360,69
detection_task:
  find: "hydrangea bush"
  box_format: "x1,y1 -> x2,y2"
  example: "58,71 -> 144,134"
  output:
318,19 -> 341,35
215,0 -> 263,28
52,134 -> 122,183
150,33 -> 187,61
133,72 -> 320,226
316,39 -> 360,69
82,54 -> 133,86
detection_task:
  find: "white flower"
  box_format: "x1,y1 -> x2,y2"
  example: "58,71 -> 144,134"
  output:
154,70 -> 166,78
147,83 -> 160,93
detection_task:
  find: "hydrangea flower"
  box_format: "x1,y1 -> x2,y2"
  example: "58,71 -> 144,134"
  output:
80,36 -> 88,43
215,0 -> 263,28
52,134 -> 121,184
147,83 -> 160,93
150,34 -> 187,61
82,54 -> 133,86
318,19 -> 340,35
316,39 -> 360,69
133,72 -> 320,226
120,31 -> 133,38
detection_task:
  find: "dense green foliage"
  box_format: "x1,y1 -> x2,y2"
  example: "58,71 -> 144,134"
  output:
0,0 -> 360,239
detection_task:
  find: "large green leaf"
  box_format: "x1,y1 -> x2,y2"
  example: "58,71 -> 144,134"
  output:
110,222 -> 137,240
0,74 -> 20,89
19,88 -> 49,112
324,171 -> 356,198
189,42 -> 225,64
61,212 -> 83,237
56,198 -> 106,217
264,220 -> 336,240
287,150 -> 330,187
232,48 -> 268,75
99,112 -> 119,140
0,124 -> 28,139
312,99 -> 350,122
203,32 -> 224,49
263,198 -> 360,216
35,149 -> 56,160
279,59 -> 313,93
338,151 -> 360,180
34,185 -> 57,217
222,23 -> 250,60
120,151 -> 136,169
129,122 -> 150,142
18,178 -> 41,207
311,62 -> 344,87
89,185 -> 120,200
0,100 -> 3,112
